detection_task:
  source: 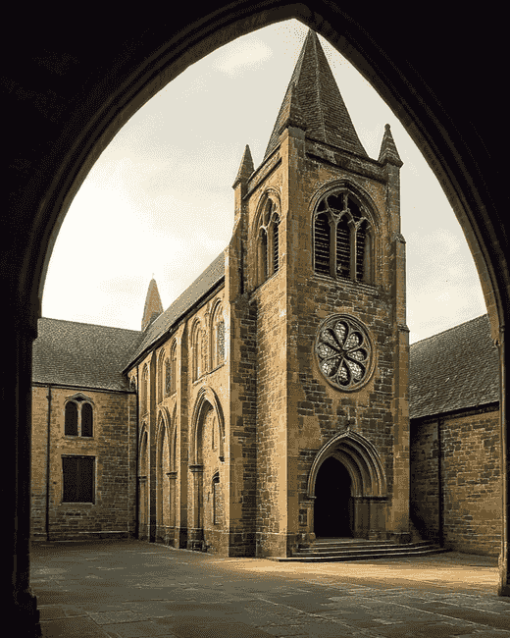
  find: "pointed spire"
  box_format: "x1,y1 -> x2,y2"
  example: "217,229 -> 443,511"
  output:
277,82 -> 307,135
264,29 -> 368,160
141,278 -> 163,331
378,124 -> 403,167
232,144 -> 254,188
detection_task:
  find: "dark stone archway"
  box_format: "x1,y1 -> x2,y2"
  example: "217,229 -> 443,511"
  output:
315,457 -> 353,538
3,3 -> 510,635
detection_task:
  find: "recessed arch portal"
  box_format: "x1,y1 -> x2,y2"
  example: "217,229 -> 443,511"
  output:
307,430 -> 387,500
190,387 -> 225,464
308,430 -> 388,539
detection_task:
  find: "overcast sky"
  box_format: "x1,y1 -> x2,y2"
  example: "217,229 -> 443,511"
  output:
42,20 -> 486,344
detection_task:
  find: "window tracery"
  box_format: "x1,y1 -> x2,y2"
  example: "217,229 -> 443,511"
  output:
313,191 -> 374,284
315,314 -> 374,391
257,198 -> 280,286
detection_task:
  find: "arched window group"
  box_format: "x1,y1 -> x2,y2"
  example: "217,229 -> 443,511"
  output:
257,199 -> 280,286
65,398 -> 94,437
314,191 -> 374,284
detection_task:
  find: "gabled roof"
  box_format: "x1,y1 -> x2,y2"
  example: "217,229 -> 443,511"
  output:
264,30 -> 368,160
33,318 -> 142,392
410,314 -> 499,420
126,250 -> 225,367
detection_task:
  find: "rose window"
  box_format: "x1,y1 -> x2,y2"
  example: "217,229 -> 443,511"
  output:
315,315 -> 373,390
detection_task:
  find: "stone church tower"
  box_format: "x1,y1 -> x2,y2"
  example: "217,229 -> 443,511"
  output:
232,29 -> 409,556
30,30 -> 502,563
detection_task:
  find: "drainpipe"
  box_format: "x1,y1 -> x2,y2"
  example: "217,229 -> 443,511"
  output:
438,419 -> 444,546
135,367 -> 139,538
45,385 -> 52,541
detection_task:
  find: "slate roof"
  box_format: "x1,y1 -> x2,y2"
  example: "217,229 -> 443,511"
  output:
126,250 -> 226,368
409,314 -> 499,420
33,318 -> 142,392
264,30 -> 368,160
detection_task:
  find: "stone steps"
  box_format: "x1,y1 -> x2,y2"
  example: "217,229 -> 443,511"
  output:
272,539 -> 450,562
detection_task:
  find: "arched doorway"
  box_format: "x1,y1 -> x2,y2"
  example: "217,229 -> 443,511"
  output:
308,430 -> 387,540
315,457 -> 353,538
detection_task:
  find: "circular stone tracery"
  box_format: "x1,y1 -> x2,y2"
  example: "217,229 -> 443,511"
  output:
315,315 -> 374,391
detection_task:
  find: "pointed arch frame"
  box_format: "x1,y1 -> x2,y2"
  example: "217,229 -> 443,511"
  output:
310,179 -> 380,284
307,430 -> 387,499
190,386 -> 225,464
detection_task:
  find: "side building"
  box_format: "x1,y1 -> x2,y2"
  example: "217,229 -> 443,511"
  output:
31,318 -> 140,541
410,314 -> 501,557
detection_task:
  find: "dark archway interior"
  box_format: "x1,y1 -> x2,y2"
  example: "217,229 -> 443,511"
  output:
2,4 -> 510,632
315,457 -> 353,538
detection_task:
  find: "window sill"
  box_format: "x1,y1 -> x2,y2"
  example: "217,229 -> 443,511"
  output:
61,501 -> 95,506
312,273 -> 379,294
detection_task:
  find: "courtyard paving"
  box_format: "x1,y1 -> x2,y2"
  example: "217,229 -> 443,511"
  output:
31,539 -> 510,637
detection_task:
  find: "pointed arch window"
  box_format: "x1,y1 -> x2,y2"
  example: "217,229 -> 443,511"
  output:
165,357 -> 171,397
257,199 -> 281,286
170,341 -> 177,394
65,397 -> 93,437
192,324 -> 203,381
212,472 -> 220,525
141,365 -> 149,414
313,191 -> 374,284
158,351 -> 164,403
211,304 -> 225,369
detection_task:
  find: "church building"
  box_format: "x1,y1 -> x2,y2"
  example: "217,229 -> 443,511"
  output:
30,30 -> 502,559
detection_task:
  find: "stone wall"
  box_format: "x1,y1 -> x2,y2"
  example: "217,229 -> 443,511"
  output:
411,406 -> 501,556
31,385 -> 136,541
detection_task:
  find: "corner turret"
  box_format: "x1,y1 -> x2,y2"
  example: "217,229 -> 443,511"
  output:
141,278 -> 163,331
378,124 -> 403,167
232,144 -> 254,190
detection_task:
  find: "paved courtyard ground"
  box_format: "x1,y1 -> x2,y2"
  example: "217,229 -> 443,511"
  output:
31,539 -> 510,637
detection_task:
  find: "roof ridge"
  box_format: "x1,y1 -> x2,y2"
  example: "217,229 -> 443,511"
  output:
410,313 -> 489,347
39,316 -> 142,334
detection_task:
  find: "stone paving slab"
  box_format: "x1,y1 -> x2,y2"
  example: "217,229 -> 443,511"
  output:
31,540 -> 510,638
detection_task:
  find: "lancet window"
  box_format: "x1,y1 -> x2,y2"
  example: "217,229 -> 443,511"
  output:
170,341 -> 177,394
313,191 -> 374,284
211,304 -> 225,369
192,324 -> 204,381
158,350 -> 164,403
141,365 -> 149,414
165,357 -> 171,397
257,199 -> 281,286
